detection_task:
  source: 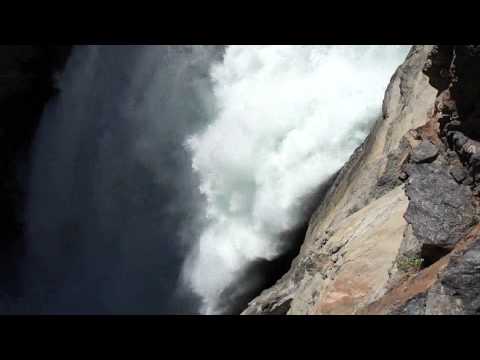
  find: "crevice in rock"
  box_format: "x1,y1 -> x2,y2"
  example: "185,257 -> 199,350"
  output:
376,45 -> 480,314
261,299 -> 293,315
397,46 -> 480,271
420,244 -> 451,268
428,46 -> 480,193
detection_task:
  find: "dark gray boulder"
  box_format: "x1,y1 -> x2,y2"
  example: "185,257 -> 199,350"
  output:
450,165 -> 468,183
410,140 -> 439,163
405,161 -> 475,250
440,239 -> 480,314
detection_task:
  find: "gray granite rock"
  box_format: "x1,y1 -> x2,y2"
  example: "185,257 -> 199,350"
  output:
410,140 -> 439,163
405,160 -> 475,250
242,46 -> 440,315
392,293 -> 427,315
440,239 -> 480,314
390,238 -> 480,315
450,165 -> 468,183
365,46 -> 480,316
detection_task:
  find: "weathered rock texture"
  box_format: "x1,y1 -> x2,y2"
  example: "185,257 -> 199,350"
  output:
243,45 -> 480,315
362,225 -> 480,315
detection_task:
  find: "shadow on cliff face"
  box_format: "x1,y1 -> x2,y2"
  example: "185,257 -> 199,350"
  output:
214,172 -> 339,315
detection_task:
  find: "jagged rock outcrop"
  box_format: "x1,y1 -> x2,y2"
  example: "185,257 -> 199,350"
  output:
363,45 -> 480,315
243,45 -> 480,315
363,225 -> 480,315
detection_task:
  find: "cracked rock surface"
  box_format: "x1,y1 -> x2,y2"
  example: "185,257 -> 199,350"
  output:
404,160 -> 475,250
244,45 -> 480,315
243,46 -> 439,315
410,140 -> 439,163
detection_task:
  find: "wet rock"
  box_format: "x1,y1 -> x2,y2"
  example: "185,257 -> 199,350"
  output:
410,140 -> 439,163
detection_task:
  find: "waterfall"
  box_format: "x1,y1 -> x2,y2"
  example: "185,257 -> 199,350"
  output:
22,45 -> 222,313
18,45 -> 409,314
182,45 -> 410,314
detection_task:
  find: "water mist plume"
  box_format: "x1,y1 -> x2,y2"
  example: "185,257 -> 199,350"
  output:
182,45 -> 410,314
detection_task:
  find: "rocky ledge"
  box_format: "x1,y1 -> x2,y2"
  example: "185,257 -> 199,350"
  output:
243,45 -> 480,315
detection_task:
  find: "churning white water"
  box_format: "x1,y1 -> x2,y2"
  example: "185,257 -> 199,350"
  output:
182,45 -> 411,314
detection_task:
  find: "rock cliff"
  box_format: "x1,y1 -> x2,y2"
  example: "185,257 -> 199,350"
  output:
2,45 -> 478,315
243,45 -> 480,315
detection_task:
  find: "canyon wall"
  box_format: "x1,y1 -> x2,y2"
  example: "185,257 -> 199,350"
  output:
2,45 -> 478,315
243,45 -> 480,315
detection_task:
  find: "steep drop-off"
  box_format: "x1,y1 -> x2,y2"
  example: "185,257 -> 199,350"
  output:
2,45 -> 478,315
243,45 -> 480,315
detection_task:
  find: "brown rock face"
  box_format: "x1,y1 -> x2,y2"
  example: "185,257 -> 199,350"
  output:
243,46 -> 439,315
308,187 -> 408,314
363,225 -> 480,315
363,46 -> 480,315
243,45 -> 480,315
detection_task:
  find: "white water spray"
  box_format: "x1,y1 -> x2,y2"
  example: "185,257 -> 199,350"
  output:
182,45 -> 410,314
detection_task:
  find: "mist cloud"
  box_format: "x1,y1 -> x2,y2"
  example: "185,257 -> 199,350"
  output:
20,45 -> 223,314
182,45 -> 410,314
8,45 -> 410,315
